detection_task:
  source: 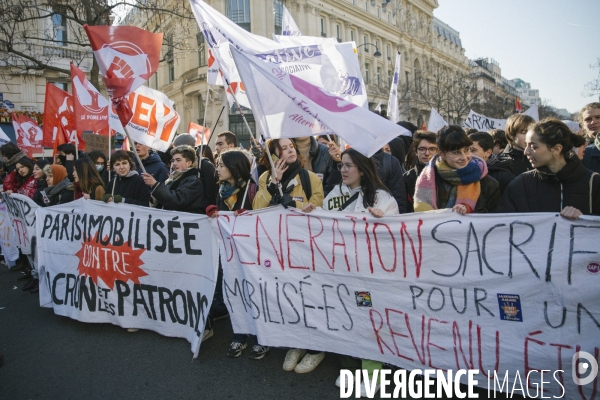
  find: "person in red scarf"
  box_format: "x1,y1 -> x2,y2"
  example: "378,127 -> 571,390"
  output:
10,158 -> 37,198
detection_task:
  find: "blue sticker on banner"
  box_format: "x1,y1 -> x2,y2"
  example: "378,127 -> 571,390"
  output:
497,293 -> 523,322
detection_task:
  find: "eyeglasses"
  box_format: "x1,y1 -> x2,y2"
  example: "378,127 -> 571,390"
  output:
417,147 -> 438,154
447,148 -> 471,157
337,162 -> 357,171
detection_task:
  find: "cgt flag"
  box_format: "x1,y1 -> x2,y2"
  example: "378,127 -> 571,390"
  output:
12,113 -> 43,157
84,24 -> 162,126
122,86 -> 180,152
230,46 -> 409,157
42,83 -> 81,148
70,63 -> 110,135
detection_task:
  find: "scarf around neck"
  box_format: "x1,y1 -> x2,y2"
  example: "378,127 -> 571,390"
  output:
165,168 -> 191,186
595,134 -> 600,152
220,179 -> 247,211
414,154 -> 487,213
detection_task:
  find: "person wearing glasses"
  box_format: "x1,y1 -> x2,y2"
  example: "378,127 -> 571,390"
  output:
414,126 -> 501,214
142,145 -> 208,214
403,131 -> 438,212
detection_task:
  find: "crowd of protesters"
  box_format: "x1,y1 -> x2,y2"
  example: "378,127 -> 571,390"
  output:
2,101 -> 600,395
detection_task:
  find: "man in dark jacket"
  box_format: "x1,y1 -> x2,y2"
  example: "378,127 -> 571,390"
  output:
134,143 -> 169,183
495,114 -> 535,176
404,131 -> 437,212
581,103 -> 600,173
292,136 -> 334,193
469,131 -> 515,195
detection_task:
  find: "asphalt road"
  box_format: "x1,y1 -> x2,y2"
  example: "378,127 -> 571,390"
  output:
0,265 -> 344,400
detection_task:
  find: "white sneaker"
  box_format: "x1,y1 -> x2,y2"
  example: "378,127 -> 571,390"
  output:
358,381 -> 380,398
294,352 -> 325,373
127,328 -> 139,333
283,348 -> 307,371
202,328 -> 213,342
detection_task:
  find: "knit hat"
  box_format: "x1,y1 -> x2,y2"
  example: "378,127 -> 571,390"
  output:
172,134 -> 196,148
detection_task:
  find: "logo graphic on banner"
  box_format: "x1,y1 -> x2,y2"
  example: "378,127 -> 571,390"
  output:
12,113 -> 43,157
42,83 -> 80,148
70,63 -> 110,135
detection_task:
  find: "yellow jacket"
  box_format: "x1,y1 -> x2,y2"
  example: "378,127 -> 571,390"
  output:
253,169 -> 324,210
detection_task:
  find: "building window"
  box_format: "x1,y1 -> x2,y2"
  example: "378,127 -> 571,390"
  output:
377,66 -> 381,86
351,30 -> 355,42
388,69 -> 392,86
365,1 -> 369,12
405,71 -> 410,88
386,44 -> 391,60
377,7 -> 381,18
50,81 -> 68,91
320,18 -> 326,37
363,35 -> 368,52
365,63 -> 370,84
388,12 -> 392,23
226,0 -> 251,31
197,33 -> 206,67
51,11 -> 67,46
336,24 -> 341,42
375,40 -> 380,54
273,0 -> 283,35
228,113 -> 255,148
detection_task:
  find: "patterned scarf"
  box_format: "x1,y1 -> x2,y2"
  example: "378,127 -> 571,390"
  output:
414,154 -> 487,213
220,180 -> 247,211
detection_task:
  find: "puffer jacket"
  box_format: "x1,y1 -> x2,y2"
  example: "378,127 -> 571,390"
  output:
496,144 -> 532,177
151,168 -> 207,214
487,156 -> 515,196
582,144 -> 600,173
496,155 -> 600,215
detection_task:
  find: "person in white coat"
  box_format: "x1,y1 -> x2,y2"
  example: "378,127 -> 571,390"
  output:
290,148 -> 397,395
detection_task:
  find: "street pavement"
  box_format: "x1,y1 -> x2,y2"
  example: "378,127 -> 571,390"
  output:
0,265 -> 344,400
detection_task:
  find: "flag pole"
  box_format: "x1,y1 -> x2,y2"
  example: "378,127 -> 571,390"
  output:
240,156 -> 255,208
123,126 -> 147,174
198,85 -> 212,171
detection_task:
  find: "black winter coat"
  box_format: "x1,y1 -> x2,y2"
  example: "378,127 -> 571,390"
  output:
107,172 -> 151,207
403,162 -> 425,213
136,152 -> 170,183
199,158 -> 217,207
487,156 -> 515,196
152,168 -> 207,214
496,144 -> 532,177
496,156 -> 600,215
582,144 -> 600,174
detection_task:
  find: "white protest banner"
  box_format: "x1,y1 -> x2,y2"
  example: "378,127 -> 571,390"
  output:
36,199 -> 219,358
0,202 -> 20,262
524,104 -> 540,122
427,108 -> 448,134
2,193 -> 38,255
463,110 -> 506,130
122,86 -> 181,152
387,52 -> 401,123
281,5 -> 301,36
0,126 -> 12,145
272,36 -> 336,46
190,0 -> 367,110
215,207 -> 600,398
230,46 -> 408,157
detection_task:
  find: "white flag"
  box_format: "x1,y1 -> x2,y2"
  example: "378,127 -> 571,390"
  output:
281,5 -> 301,36
427,108 -> 448,134
123,86 -> 181,152
387,52 -> 401,123
230,46 -> 410,157
190,0 -> 367,110
523,104 -> 539,122
374,102 -> 382,113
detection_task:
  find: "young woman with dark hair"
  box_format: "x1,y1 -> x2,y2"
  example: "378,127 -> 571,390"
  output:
31,159 -> 50,202
70,158 -> 106,200
10,158 -> 37,198
497,118 -> 600,217
89,150 -> 109,186
206,150 -> 258,358
382,137 -> 406,171
414,125 -> 501,214
253,138 -> 324,210
104,150 -> 151,207
301,148 -> 398,393
142,145 -> 207,213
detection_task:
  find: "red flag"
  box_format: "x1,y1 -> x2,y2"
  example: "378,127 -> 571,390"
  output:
12,113 -> 43,157
70,63 -> 110,135
420,122 -> 427,131
188,122 -> 210,146
84,25 -> 162,100
43,83 -> 85,150
121,135 -> 130,152
515,96 -> 523,113
52,123 -> 71,156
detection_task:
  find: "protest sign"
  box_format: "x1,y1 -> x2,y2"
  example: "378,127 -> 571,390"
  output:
0,202 -> 20,262
36,199 -> 219,358
463,110 -> 506,130
214,207 -> 600,398
83,133 -> 110,153
2,193 -> 38,255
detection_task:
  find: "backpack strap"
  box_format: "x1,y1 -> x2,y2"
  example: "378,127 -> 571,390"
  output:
339,192 -> 360,211
590,172 -> 598,214
299,168 -> 312,201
